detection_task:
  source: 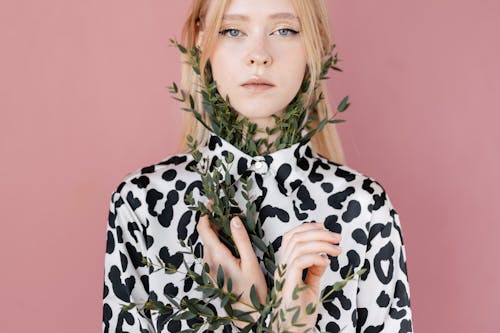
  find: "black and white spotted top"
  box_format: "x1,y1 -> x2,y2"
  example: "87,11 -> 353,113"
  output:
102,129 -> 414,333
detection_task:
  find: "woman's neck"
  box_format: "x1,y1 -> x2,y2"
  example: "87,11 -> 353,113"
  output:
237,112 -> 284,154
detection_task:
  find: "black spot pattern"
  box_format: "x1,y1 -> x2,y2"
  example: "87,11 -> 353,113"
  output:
106,230 -> 115,254
103,131 -> 413,332
162,169 -> 177,182
296,184 -> 317,211
157,190 -> 179,228
131,175 -> 150,189
275,164 -> 291,195
335,168 -> 356,182
321,182 -> 334,193
126,190 -> 141,211
328,186 -> 355,209
342,199 -> 361,222
292,199 -> 308,221
145,188 -> 163,217
259,205 -> 290,224
309,159 -> 330,182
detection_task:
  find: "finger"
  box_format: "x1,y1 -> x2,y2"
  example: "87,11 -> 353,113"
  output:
286,240 -> 341,266
203,200 -> 223,233
286,252 -> 330,291
304,253 -> 330,289
230,216 -> 258,265
281,228 -> 341,264
196,213 -> 227,253
197,211 -> 242,276
281,222 -> 324,255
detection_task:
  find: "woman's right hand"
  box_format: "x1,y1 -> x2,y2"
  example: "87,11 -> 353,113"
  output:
196,202 -> 268,329
273,222 -> 342,333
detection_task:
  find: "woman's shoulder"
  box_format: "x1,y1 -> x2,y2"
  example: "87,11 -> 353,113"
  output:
312,152 -> 393,207
108,152 -> 198,201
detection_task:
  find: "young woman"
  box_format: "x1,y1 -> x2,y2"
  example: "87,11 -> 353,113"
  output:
102,0 -> 413,332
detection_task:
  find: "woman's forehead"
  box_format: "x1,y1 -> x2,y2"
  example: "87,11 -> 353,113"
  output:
220,0 -> 299,21
221,12 -> 299,22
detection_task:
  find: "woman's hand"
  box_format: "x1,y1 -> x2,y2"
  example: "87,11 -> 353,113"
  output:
196,202 -> 268,329
273,222 -> 342,333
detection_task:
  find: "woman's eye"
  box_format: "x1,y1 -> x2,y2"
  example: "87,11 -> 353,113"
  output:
274,28 -> 299,36
219,28 -> 242,37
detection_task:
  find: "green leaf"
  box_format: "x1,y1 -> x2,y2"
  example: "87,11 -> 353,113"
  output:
189,94 -> 195,109
292,284 -> 300,300
173,310 -> 198,320
225,151 -> 234,163
337,95 -> 350,112
250,284 -> 261,310
250,234 -> 268,253
305,302 -> 316,315
121,303 -> 136,311
290,305 -> 301,325
176,42 -> 187,54
192,302 -> 215,317
232,308 -> 254,323
279,308 -> 286,322
203,262 -> 210,274
216,264 -> 224,289
220,294 -> 230,308
264,257 -> 276,275
163,292 -> 179,308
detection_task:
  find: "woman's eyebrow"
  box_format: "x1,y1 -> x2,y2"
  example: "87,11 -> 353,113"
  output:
222,12 -> 300,22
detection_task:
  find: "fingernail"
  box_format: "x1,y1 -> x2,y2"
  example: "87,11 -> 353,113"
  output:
231,217 -> 241,228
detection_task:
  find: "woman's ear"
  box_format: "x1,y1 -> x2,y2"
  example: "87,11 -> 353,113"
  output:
196,30 -> 204,50
195,19 -> 204,50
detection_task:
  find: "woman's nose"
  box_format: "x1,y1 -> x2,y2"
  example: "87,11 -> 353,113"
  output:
246,38 -> 273,66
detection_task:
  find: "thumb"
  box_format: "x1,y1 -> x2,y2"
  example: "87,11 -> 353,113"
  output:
304,254 -> 329,289
230,216 -> 255,264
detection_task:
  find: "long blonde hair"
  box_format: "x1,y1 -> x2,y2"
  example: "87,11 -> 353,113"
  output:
175,0 -> 346,164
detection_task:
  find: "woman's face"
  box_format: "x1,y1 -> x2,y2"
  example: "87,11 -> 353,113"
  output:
207,0 -> 307,129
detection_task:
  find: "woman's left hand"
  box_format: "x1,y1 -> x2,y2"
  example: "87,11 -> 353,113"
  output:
273,222 -> 342,332
196,201 -> 268,329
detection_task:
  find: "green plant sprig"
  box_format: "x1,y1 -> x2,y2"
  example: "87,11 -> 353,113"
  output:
123,245 -> 365,332
167,38 -> 350,156
119,38 -> 359,332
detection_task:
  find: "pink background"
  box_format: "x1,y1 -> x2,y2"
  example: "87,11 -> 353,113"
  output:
1,0 -> 499,332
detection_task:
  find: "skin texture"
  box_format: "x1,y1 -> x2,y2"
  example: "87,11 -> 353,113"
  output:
196,202 -> 268,328
196,0 -> 342,331
201,0 -> 307,144
197,201 -> 342,331
273,222 -> 342,332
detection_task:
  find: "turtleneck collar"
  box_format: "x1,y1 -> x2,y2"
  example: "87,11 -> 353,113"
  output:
198,129 -> 316,197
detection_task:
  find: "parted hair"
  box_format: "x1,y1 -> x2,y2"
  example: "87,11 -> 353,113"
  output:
175,0 -> 346,164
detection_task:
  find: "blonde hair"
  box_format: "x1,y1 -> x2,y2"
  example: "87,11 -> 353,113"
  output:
175,0 -> 346,164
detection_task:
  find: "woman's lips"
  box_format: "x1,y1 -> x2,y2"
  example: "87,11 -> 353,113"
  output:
241,83 -> 274,92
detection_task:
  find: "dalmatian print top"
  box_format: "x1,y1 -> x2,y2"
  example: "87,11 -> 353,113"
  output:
103,129 -> 414,333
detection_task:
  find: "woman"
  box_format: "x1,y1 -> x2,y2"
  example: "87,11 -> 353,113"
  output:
102,0 -> 414,332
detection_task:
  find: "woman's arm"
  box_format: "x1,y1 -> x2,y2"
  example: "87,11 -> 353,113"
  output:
102,187 -> 155,333
356,185 -> 414,332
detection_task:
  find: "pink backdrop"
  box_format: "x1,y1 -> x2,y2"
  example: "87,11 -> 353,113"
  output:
1,0 -> 499,332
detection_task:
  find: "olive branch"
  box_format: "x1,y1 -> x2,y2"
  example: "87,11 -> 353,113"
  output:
119,39 -> 366,332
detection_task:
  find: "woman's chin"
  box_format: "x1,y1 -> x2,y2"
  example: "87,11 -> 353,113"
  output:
235,108 -> 282,121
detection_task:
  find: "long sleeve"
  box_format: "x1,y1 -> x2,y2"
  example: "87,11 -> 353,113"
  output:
356,187 -> 413,332
102,188 -> 155,333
